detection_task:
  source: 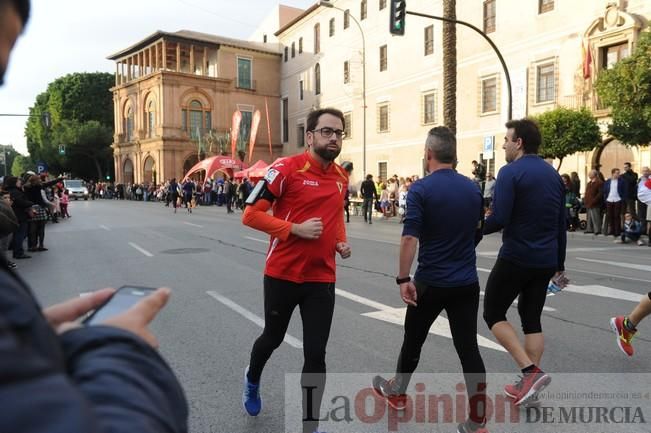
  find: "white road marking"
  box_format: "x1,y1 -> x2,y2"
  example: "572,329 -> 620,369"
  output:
99,225 -> 110,231
576,257 -> 651,273
562,284 -> 644,303
479,247 -> 632,257
128,242 -> 154,257
335,288 -> 505,352
244,236 -> 268,244
206,291 -> 303,349
183,222 -> 204,228
565,267 -> 651,284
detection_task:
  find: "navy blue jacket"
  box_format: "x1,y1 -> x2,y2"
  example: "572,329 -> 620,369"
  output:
0,261 -> 188,433
484,155 -> 567,271
603,178 -> 627,203
402,169 -> 483,287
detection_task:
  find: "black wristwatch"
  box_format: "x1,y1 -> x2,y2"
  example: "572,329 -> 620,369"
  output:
396,275 -> 411,285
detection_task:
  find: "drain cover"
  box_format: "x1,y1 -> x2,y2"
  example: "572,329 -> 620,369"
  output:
160,248 -> 210,255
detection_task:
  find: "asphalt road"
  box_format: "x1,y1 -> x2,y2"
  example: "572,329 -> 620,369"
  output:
19,199 -> 651,433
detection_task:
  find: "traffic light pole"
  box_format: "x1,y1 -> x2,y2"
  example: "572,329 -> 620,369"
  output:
405,10 -> 513,121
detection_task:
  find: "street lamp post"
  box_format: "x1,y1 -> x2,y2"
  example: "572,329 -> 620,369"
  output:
319,0 -> 367,176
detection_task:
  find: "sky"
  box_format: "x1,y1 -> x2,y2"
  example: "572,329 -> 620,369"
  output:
0,0 -> 315,155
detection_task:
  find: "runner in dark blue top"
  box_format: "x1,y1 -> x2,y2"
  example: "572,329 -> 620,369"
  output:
372,127 -> 489,433
483,118 -> 568,408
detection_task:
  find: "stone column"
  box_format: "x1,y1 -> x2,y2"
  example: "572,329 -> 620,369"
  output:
155,43 -> 159,70
190,44 -> 195,74
203,46 -> 208,76
115,63 -> 119,86
162,40 -> 167,70
127,57 -> 132,81
176,42 -> 181,72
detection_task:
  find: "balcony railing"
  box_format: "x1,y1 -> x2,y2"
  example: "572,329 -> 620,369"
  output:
235,79 -> 257,91
561,94 -> 610,114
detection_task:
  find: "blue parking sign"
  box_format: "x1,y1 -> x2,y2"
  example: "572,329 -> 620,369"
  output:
36,161 -> 48,174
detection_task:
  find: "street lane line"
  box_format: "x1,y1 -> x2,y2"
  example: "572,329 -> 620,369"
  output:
335,287 -> 505,352
183,222 -> 204,228
562,284 -> 644,303
479,247 -> 631,257
564,267 -> 651,284
576,257 -> 651,273
206,291 -> 303,349
128,242 -> 154,257
99,225 -> 110,231
244,236 -> 268,244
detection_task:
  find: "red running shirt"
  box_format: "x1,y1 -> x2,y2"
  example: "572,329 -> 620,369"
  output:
259,152 -> 348,283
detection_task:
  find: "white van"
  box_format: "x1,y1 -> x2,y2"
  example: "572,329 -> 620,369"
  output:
63,179 -> 89,200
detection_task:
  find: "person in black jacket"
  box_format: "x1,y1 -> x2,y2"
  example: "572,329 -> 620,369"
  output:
4,176 -> 32,259
0,2 -> 189,432
360,174 -> 379,224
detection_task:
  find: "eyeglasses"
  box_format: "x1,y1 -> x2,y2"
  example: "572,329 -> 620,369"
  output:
312,127 -> 346,139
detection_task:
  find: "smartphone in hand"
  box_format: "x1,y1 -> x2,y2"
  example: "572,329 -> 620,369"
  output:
83,286 -> 157,325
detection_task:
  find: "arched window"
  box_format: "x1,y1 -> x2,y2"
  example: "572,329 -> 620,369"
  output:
315,63 -> 321,95
124,105 -> 134,141
146,100 -> 155,138
123,158 -> 134,185
143,156 -> 155,184
181,99 -> 212,139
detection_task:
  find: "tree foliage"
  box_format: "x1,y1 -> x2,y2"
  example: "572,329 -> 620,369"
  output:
0,145 -> 20,176
534,107 -> 601,171
24,72 -> 114,179
595,31 -> 651,146
11,154 -> 34,177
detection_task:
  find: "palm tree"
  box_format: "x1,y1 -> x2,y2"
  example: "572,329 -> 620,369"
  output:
442,0 -> 457,133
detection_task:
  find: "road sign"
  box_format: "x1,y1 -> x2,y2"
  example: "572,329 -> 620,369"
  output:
483,136 -> 494,160
36,161 -> 48,174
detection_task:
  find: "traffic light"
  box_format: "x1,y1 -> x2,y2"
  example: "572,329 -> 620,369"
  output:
58,145 -> 65,155
389,0 -> 406,35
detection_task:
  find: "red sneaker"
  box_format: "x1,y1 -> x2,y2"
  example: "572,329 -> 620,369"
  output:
457,418 -> 489,433
513,367 -> 551,406
610,316 -> 636,357
372,375 -> 407,410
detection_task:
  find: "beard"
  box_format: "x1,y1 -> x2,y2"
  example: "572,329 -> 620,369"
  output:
313,144 -> 341,162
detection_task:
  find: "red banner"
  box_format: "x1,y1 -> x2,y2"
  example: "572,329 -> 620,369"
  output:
265,98 -> 273,157
248,110 -> 262,162
230,110 -> 242,159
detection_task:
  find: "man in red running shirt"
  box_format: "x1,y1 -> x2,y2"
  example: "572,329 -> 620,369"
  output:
241,108 -> 351,433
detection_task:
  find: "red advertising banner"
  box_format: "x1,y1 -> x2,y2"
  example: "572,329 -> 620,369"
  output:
248,110 -> 262,162
265,98 -> 273,157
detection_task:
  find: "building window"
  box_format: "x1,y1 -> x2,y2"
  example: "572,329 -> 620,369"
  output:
263,34 -> 268,43
297,124 -> 305,147
377,103 -> 390,132
238,111 -> 252,151
378,161 -> 387,182
536,63 -> 555,103
361,0 -> 367,20
602,42 -> 629,70
284,46 -> 288,62
424,25 -> 434,56
329,18 -> 335,37
344,112 -> 352,139
481,76 -> 497,113
181,100 -> 211,138
282,98 -> 289,143
237,57 -> 252,89
380,45 -> 387,71
344,61 -> 350,84
483,0 -> 496,34
422,91 -> 437,124
539,0 -> 554,13
124,106 -> 134,141
299,80 -> 304,100
299,37 -> 303,53
315,63 -> 321,95
291,42 -> 295,58
344,10 -> 350,29
379,0 -> 387,10
314,23 -> 320,54
146,100 -> 155,138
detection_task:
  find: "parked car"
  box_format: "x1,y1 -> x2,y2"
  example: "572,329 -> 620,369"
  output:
64,179 -> 89,200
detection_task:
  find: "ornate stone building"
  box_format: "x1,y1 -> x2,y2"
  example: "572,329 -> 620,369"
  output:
108,30 -> 283,184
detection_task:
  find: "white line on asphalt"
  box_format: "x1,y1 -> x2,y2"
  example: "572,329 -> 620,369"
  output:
564,267 -> 651,283
576,257 -> 651,273
244,236 -> 268,244
128,242 -> 154,257
335,287 -> 505,352
206,291 -> 303,349
183,222 -> 204,228
562,284 -> 643,303
99,225 -> 110,231
478,247 -> 632,257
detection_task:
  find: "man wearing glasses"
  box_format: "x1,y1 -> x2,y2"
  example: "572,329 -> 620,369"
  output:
241,108 -> 351,433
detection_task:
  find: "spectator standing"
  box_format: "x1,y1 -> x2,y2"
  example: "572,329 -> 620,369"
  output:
583,170 -> 603,235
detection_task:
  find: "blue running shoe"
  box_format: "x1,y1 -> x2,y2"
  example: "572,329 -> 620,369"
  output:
242,366 -> 262,416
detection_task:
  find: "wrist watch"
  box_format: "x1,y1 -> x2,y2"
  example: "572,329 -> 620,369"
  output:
396,275 -> 411,285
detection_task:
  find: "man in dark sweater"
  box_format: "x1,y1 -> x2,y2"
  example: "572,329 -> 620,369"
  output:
360,174 -> 378,224
372,127 -> 488,433
483,118 -> 567,407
